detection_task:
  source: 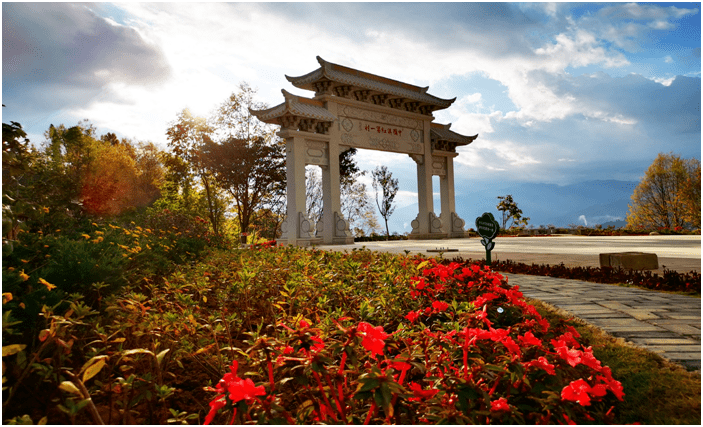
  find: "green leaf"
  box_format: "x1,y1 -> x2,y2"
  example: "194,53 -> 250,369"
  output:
122,348 -> 155,357
155,349 -> 170,367
2,344 -> 26,357
356,378 -> 380,393
59,381 -> 82,396
81,357 -> 107,383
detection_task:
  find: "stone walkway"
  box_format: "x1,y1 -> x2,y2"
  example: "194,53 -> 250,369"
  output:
504,273 -> 701,371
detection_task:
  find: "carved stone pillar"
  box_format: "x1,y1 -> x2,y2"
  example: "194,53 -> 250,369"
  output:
281,135 -> 317,246
438,154 -> 467,238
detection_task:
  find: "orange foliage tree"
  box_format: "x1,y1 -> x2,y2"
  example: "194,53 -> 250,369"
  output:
626,152 -> 701,231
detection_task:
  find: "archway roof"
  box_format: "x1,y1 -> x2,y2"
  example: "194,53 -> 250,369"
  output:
430,123 -> 478,146
249,89 -> 337,125
286,56 -> 455,110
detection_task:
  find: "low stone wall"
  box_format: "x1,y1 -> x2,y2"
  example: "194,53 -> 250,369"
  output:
599,252 -> 659,270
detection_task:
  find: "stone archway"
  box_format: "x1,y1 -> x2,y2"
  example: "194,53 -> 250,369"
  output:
251,56 -> 477,246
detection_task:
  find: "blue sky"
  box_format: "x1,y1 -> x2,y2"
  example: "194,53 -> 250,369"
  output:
3,2 -> 701,223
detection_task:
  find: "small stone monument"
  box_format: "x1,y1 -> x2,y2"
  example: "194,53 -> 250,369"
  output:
475,212 -> 499,264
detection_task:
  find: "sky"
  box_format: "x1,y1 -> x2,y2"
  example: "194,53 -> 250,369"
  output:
2,2 -> 701,226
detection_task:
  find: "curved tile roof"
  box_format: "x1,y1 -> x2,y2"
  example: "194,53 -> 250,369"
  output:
430,123 -> 478,146
286,56 -> 456,109
250,90 -> 338,123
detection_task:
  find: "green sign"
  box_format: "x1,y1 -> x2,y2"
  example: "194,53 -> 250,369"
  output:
475,212 -> 499,264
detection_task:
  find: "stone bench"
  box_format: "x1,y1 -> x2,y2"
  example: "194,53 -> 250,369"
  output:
599,252 -> 659,270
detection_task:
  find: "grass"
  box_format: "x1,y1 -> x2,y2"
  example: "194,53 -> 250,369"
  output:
529,298 -> 701,425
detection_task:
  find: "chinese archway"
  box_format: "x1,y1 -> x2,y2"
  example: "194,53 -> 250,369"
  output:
250,57 -> 478,246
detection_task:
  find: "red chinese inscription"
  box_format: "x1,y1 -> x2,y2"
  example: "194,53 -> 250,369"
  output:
363,124 -> 402,137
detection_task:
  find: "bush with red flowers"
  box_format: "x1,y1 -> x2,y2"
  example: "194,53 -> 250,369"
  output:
204,256 -> 624,424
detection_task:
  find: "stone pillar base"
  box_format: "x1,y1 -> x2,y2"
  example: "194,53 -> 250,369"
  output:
277,238 -> 323,247
408,233 -> 449,240
332,236 -> 355,244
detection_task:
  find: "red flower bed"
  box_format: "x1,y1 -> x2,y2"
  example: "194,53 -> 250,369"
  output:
204,258 -> 623,424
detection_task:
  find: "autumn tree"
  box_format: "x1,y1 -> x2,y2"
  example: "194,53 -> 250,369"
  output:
204,84 -> 285,238
626,152 -> 701,230
372,165 -> 399,239
496,195 -> 530,230
679,162 -> 701,230
166,108 -> 225,235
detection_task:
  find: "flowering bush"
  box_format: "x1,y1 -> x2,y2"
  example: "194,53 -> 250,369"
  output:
204,257 -> 624,424
3,245 -> 627,424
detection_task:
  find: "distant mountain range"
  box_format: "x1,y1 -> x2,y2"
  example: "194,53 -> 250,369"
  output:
386,180 -> 638,234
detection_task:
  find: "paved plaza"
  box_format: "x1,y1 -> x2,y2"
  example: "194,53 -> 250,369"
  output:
322,235 -> 702,370
505,273 -> 701,371
325,234 -> 701,274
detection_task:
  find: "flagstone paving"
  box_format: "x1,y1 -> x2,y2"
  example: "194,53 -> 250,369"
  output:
503,273 -> 701,371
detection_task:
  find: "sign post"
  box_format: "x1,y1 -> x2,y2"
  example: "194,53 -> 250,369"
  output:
475,212 -> 499,264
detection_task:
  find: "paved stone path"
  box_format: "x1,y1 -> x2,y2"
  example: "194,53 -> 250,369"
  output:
504,273 -> 701,371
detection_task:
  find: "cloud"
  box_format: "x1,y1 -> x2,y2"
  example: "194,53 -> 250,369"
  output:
2,3 -> 170,115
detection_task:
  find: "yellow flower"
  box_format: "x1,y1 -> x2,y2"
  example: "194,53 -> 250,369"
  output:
20,259 -> 29,264
44,245 -> 49,248
81,234 -> 91,240
8,267 -> 15,271
92,223 -> 98,227
19,302 -> 25,309
95,231 -> 103,235
42,207 -> 50,213
2,293 -> 13,304
38,278 -> 56,291
19,270 -> 29,282
55,229 -> 61,232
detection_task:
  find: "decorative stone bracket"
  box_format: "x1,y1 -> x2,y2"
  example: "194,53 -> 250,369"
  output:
429,212 -> 444,233
316,212 -> 352,239
450,212 -> 465,233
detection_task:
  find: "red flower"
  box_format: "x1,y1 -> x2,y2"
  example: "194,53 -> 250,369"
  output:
552,339 -> 582,367
405,310 -> 420,323
518,331 -> 542,347
598,375 -> 625,401
524,356 -> 556,375
501,336 -> 521,356
204,396 -> 226,425
561,379 -> 595,406
432,300 -> 449,312
408,382 -> 439,401
226,377 -> 266,403
358,322 -> 388,357
490,397 -> 510,412
580,347 -> 602,371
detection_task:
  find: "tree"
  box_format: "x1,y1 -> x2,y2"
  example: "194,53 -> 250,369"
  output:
166,108 -> 225,235
626,152 -> 701,230
372,165 -> 399,239
3,120 -> 40,242
203,136 -> 285,237
305,149 -> 378,237
305,166 -> 324,233
496,195 -> 530,230
204,84 -> 286,238
679,162 -> 701,230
